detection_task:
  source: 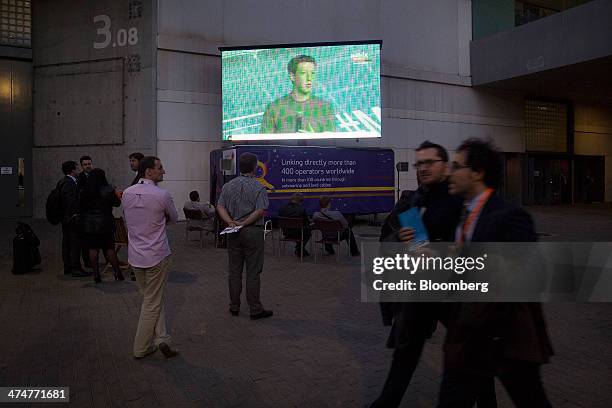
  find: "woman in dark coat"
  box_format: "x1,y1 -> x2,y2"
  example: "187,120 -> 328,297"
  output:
79,168 -> 124,283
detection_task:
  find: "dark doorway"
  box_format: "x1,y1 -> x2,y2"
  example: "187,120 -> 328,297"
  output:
0,58 -> 33,218
501,153 -> 523,204
526,155 -> 571,205
574,156 -> 605,203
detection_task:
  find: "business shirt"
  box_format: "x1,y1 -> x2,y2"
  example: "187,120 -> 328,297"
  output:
218,174 -> 268,226
455,190 -> 486,243
77,171 -> 89,190
122,178 -> 178,268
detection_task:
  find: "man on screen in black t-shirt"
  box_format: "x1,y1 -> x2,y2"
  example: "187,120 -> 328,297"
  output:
260,55 -> 336,134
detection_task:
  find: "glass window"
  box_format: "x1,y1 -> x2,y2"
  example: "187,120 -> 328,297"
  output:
525,100 -> 568,152
0,0 -> 30,46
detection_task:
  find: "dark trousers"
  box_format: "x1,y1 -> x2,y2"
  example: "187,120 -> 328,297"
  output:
370,339 -> 497,408
369,337 -> 426,408
61,221 -> 81,273
437,362 -> 549,408
82,246 -> 91,267
324,229 -> 359,255
284,228 -> 311,254
227,225 -> 264,315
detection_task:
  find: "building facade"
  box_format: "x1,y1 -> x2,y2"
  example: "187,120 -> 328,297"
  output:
1,0 -> 610,218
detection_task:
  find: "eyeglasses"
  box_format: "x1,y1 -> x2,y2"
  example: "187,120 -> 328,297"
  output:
413,159 -> 444,169
449,162 -> 470,172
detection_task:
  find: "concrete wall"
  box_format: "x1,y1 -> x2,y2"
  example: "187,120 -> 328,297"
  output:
383,79 -> 525,192
31,0 -> 156,217
156,51 -> 221,214
158,0 -> 473,84
472,0 -> 612,85
574,103 -> 612,202
156,0 -> 526,209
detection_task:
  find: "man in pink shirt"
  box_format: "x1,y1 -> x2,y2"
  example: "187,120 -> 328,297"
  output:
122,156 -> 180,359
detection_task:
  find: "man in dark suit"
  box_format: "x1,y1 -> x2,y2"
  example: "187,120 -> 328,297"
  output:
77,155 -> 93,189
129,152 -> 144,186
60,161 -> 89,277
438,138 -> 553,407
372,141 -> 496,407
77,155 -> 93,267
278,193 -> 311,257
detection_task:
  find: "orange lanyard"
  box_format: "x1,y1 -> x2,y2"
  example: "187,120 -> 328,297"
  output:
460,188 -> 494,243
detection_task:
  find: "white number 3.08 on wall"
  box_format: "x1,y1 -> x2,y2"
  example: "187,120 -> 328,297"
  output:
93,14 -> 138,49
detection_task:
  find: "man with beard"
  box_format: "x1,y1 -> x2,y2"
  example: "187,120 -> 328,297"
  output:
124,156 -> 179,359
371,141 -> 496,407
129,152 -> 144,186
438,138 -> 553,407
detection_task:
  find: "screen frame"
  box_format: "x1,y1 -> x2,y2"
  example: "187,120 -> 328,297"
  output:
219,39 -> 382,52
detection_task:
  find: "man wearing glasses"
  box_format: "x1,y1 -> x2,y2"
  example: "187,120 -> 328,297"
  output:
438,138 -> 553,407
372,141 -> 477,407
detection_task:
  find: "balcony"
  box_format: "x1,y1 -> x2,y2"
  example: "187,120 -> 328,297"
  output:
470,0 -> 612,103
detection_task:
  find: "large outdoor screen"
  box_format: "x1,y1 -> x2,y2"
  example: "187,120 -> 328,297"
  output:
221,41 -> 381,141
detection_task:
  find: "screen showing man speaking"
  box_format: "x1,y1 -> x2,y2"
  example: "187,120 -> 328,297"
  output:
221,41 -> 381,141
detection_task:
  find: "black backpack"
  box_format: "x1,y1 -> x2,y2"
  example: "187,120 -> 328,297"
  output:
12,222 -> 41,274
46,180 -> 64,225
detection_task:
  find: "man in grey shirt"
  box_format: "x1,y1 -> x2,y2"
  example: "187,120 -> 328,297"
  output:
217,153 -> 273,320
313,196 -> 360,256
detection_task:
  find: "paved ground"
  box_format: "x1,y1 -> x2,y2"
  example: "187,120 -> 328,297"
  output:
0,205 -> 611,407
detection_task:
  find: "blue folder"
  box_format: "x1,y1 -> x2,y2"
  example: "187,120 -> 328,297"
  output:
398,207 -> 429,243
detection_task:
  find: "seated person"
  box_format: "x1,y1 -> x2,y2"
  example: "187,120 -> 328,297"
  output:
312,196 -> 360,256
278,193 -> 311,257
183,191 -> 215,231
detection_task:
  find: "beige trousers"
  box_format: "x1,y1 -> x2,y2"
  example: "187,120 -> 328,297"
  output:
132,256 -> 172,357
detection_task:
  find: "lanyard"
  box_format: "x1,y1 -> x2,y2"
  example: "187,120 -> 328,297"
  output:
459,188 -> 494,243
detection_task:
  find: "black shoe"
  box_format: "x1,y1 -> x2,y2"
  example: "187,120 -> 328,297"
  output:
158,342 -> 179,358
114,270 -> 125,281
351,251 -> 361,257
130,271 -> 136,281
230,310 -> 239,316
72,270 -> 91,278
325,247 -> 335,255
93,274 -> 102,283
250,310 -> 273,320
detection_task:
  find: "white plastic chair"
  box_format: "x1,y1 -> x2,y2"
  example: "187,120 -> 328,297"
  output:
263,219 -> 276,254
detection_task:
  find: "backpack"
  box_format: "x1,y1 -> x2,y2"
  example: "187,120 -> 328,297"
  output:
46,180 -> 64,225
